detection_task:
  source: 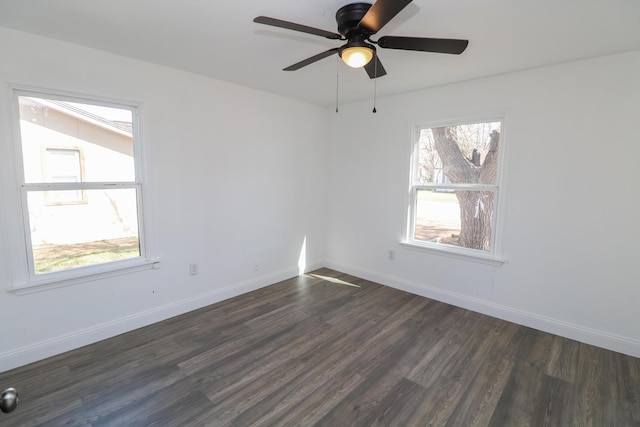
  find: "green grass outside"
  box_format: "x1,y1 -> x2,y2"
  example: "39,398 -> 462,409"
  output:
33,236 -> 140,274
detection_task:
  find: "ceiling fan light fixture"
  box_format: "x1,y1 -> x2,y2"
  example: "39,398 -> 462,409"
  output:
340,45 -> 374,68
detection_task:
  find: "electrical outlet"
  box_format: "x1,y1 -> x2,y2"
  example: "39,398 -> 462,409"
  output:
388,250 -> 395,261
253,261 -> 260,271
189,263 -> 198,275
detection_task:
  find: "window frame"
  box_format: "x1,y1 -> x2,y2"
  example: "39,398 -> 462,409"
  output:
7,87 -> 155,293
403,117 -> 507,265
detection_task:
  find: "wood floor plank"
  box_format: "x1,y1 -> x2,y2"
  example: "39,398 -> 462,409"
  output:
312,302 -> 469,426
487,361 -> 576,427
270,301 -> 449,426
361,378 -> 431,427
1,269 -> 639,426
230,297 -> 433,426
444,356 -> 515,427
204,294 -> 428,424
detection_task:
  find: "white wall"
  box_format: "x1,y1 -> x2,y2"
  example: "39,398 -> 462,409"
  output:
0,28 -> 328,371
326,50 -> 640,357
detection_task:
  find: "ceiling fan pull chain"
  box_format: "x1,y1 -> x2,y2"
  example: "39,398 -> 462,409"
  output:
372,54 -> 378,113
336,56 -> 340,113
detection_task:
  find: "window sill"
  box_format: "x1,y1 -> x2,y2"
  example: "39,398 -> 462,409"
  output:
399,241 -> 506,266
8,258 -> 160,296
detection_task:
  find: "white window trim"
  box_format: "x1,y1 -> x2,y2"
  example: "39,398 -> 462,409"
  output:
6,86 -> 157,293
402,116 -> 508,265
9,258 -> 160,296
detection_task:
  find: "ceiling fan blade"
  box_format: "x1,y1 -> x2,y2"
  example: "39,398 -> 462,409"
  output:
358,0 -> 413,34
283,48 -> 340,71
363,54 -> 387,79
377,36 -> 469,54
254,16 -> 342,40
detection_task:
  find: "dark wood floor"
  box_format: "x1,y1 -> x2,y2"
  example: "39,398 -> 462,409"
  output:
2,268 -> 639,426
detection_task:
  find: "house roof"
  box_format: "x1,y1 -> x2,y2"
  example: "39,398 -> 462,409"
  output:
21,97 -> 133,138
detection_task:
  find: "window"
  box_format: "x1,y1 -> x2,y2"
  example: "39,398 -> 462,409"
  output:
13,91 -> 146,281
407,120 -> 503,259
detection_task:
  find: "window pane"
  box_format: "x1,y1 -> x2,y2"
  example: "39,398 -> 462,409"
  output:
416,122 -> 501,185
27,188 -> 140,274
414,189 -> 494,252
18,96 -> 135,183
414,189 -> 461,245
45,187 -> 84,205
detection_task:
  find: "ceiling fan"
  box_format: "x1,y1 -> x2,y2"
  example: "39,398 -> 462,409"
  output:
253,0 -> 469,79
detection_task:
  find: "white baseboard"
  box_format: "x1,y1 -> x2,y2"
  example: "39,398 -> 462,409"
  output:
325,261 -> 640,359
6,258 -> 635,373
0,263 -> 322,373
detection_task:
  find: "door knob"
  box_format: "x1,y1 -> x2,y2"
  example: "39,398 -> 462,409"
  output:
1,388 -> 18,413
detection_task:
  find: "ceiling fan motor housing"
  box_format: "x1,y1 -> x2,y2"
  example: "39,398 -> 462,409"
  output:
336,3 -> 373,38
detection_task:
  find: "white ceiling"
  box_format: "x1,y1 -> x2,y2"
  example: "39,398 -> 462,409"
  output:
1,0 -> 639,107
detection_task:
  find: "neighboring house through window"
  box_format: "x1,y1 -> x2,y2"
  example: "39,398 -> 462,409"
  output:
12,90 -> 147,283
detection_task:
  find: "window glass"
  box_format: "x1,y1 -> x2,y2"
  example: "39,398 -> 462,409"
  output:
19,96 -> 135,183
28,189 -> 141,274
410,121 -> 502,253
15,92 -> 144,277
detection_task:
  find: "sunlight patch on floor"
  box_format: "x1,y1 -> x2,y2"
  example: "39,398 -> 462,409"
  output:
307,274 -> 361,288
